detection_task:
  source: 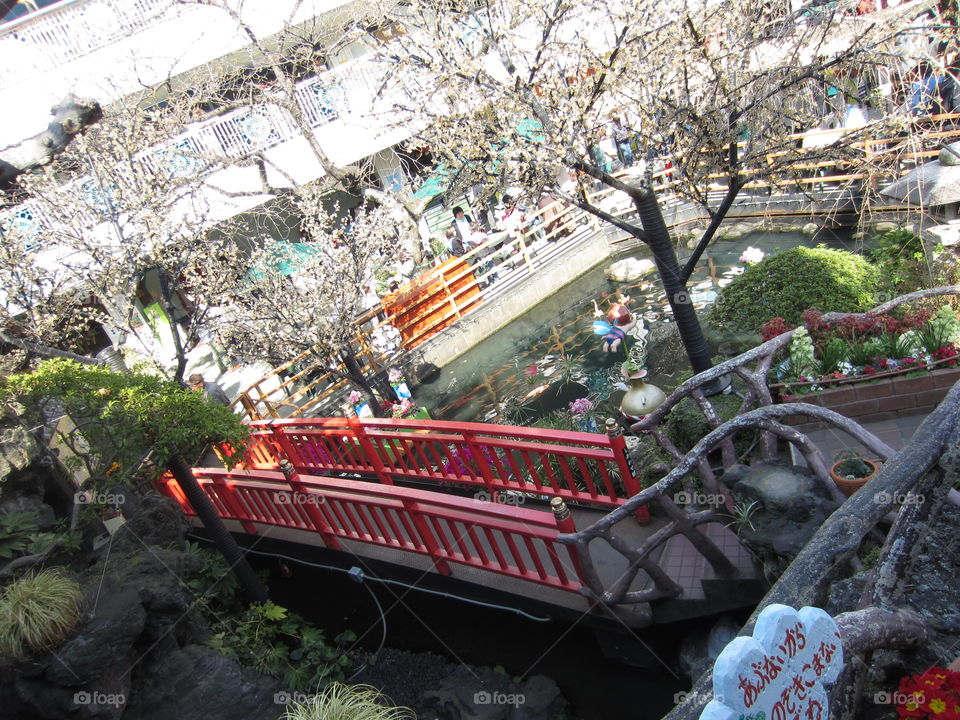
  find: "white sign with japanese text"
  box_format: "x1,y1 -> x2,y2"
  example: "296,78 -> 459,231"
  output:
699,604 -> 844,720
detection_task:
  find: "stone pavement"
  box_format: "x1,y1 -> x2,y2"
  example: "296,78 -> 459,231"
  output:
792,412 -> 926,464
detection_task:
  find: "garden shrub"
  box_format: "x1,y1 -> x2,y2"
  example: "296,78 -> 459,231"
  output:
664,394 -> 755,459
206,600 -> 357,690
2,359 -> 249,484
867,227 -> 929,296
0,568 -> 85,663
708,246 -> 880,333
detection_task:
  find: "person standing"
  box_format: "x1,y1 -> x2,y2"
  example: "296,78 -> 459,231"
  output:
610,114 -> 634,167
188,373 -> 231,406
451,206 -> 474,248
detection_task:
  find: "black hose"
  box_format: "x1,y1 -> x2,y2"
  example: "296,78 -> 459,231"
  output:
168,453 -> 269,603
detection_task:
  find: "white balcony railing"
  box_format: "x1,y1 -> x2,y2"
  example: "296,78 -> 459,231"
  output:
0,55 -> 396,247
0,0 -> 177,91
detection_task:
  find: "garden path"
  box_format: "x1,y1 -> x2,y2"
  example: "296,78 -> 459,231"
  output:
792,412 -> 926,464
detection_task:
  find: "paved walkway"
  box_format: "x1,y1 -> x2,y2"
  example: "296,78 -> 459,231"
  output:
793,412 -> 926,464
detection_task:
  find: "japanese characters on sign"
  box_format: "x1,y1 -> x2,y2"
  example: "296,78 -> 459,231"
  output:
699,604 -> 844,720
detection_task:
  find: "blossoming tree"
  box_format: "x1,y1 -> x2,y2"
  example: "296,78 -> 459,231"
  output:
370,0 -> 927,375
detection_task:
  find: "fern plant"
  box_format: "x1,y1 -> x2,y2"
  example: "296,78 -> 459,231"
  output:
206,601 -> 357,690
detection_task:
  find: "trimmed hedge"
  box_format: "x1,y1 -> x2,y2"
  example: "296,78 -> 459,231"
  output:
708,246 -> 880,334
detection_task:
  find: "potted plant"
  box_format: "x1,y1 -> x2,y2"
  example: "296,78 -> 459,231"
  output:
830,448 -> 880,497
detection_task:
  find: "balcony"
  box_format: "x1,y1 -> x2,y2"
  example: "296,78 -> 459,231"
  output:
0,53 -> 414,252
0,0 -> 361,150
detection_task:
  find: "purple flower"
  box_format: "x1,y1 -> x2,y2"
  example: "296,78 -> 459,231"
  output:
568,397 -> 594,416
347,390 -> 363,404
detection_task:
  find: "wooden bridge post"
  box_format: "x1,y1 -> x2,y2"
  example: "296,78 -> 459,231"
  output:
405,499 -> 451,575
550,497 -> 585,582
462,429 -> 499,502
209,475 -> 258,535
350,417 -> 394,485
270,424 -> 306,470
279,459 -> 342,550
606,418 -> 650,525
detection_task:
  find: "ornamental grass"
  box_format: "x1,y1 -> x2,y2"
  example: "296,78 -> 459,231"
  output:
0,567 -> 86,663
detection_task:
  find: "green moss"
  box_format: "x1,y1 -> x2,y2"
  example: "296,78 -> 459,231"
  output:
708,246 -> 880,334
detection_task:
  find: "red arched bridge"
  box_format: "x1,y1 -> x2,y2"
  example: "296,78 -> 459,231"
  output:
156,417 -> 762,627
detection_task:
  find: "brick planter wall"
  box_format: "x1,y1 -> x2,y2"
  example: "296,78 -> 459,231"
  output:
779,367 -> 960,431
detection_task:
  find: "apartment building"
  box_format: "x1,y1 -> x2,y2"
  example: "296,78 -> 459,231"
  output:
0,0 -> 425,361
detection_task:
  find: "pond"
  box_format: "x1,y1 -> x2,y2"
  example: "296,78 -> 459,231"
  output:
412,229 -> 855,424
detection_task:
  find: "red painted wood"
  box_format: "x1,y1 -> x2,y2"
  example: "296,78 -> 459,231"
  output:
164,466 -> 583,592
223,417 -> 651,511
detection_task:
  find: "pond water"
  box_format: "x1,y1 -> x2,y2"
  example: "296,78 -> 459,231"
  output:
413,229 -> 855,424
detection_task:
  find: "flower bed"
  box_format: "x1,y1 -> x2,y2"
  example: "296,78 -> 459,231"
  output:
764,303 -> 960,430
775,364 -> 960,430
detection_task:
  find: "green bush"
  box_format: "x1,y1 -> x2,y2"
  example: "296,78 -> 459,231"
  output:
708,246 -> 880,333
2,359 -> 250,482
867,227 -> 929,295
207,601 -> 356,691
0,568 -> 85,663
664,394 -> 756,461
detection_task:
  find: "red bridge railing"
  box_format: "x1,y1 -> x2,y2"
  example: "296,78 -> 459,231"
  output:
219,416 -> 647,519
158,465 -> 583,593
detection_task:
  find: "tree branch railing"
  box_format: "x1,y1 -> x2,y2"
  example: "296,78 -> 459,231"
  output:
664,387 -> 960,720
548,287 -> 960,621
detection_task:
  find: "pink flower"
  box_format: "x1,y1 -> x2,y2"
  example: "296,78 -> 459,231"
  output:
568,398 -> 594,416
388,368 -> 403,383
347,390 -> 363,404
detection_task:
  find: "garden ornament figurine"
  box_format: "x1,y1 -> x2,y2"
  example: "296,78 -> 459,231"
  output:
619,335 -> 666,419
592,292 -> 638,353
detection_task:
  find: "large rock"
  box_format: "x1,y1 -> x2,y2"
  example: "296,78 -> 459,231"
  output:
923,220 -> 960,248
0,423 -> 41,481
130,645 -> 282,720
422,664 -> 568,720
605,257 -> 655,282
44,588 -> 146,685
0,493 -> 56,529
723,462 -> 840,570
940,141 -> 960,166
117,491 -> 189,548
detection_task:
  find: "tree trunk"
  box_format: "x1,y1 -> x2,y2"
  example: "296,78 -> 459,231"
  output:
0,96 -> 102,188
634,192 -> 714,374
168,453 -> 268,604
339,348 -> 386,417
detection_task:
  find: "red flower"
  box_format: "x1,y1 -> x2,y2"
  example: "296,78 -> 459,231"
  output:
896,667 -> 960,719
762,317 -> 796,342
864,365 -> 877,375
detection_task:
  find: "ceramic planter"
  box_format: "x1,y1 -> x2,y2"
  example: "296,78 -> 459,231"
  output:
829,458 -> 880,497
